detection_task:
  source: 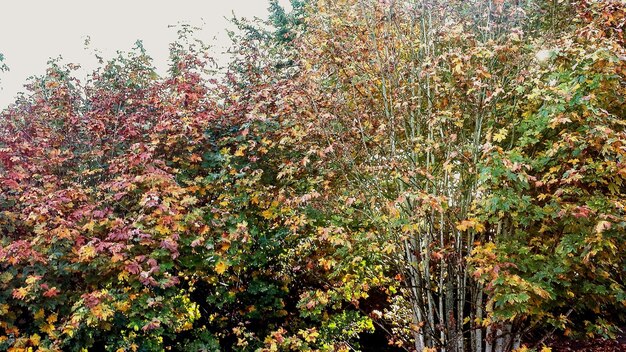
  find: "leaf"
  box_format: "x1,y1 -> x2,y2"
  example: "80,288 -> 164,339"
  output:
12,287 -> 29,300
78,245 -> 97,261
41,323 -> 55,334
43,287 -> 60,297
30,333 -> 41,346
493,128 -> 508,142
155,224 -> 171,235
234,145 -> 247,157
595,220 -> 611,233
215,261 -> 228,275
189,153 -> 202,163
82,221 -> 96,232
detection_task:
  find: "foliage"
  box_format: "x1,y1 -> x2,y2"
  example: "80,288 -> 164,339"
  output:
0,53 -> 7,88
292,0 -> 535,349
1,1 -> 625,351
471,0 -> 626,340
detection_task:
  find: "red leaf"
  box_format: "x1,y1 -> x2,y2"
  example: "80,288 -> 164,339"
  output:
43,287 -> 60,297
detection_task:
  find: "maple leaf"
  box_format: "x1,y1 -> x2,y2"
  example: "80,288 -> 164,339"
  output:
82,221 -> 96,232
595,220 -> 611,233
55,226 -> 73,239
456,219 -> 474,232
180,194 -> 198,206
12,287 -> 29,300
43,287 -> 61,297
189,153 -> 202,162
29,333 -> 42,346
493,128 -> 508,142
78,245 -> 97,261
155,224 -> 171,235
125,262 -> 141,275
41,323 -> 55,334
234,145 -> 247,157
215,261 -> 228,275
25,275 -> 41,285
142,319 -> 161,331
91,304 -> 114,320
160,238 -> 178,253
300,328 -> 319,343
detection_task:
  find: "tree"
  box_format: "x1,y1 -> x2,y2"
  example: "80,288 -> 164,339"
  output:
0,7 -> 375,351
471,0 -> 626,345
0,53 -> 8,90
292,0 -> 531,350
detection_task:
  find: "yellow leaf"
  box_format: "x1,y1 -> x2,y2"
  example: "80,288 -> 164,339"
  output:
118,271 -> 129,282
13,287 -> 29,300
453,62 -> 463,74
115,300 -> 131,313
215,261 -> 228,275
91,305 -> 113,320
82,221 -> 96,232
30,333 -> 41,346
0,272 -> 13,284
261,209 -> 274,220
63,324 -> 75,337
300,328 -> 319,343
41,323 -> 55,334
457,219 -> 479,232
155,224 -> 170,235
181,195 -> 198,206
493,128 -> 508,142
56,227 -> 72,239
456,221 -> 469,232
234,146 -> 247,157
78,245 -> 97,261
25,275 -> 39,285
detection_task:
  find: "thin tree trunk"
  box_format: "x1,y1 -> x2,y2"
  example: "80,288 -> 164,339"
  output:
475,288 -> 484,352
485,325 -> 493,352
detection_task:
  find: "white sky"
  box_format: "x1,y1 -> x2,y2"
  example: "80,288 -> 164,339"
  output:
0,0 -> 291,109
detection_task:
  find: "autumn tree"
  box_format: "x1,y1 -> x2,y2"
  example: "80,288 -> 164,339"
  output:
0,7 -> 377,351
292,0 -> 532,350
290,0 -> 624,350
471,0 -> 626,346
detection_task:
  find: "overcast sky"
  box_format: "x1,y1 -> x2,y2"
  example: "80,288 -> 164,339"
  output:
0,0 -> 291,109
